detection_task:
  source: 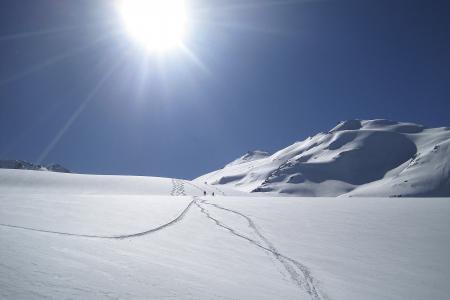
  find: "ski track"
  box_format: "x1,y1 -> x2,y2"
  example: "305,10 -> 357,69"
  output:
0,179 -> 193,240
195,198 -> 326,300
0,200 -> 195,240
0,178 -> 327,299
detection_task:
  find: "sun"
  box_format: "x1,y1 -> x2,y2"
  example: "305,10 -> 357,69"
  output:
117,0 -> 188,52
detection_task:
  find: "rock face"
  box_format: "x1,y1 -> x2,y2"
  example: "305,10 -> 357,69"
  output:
196,119 -> 450,197
0,160 -> 71,173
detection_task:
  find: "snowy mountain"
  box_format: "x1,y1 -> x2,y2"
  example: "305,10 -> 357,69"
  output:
0,160 -> 71,173
196,119 -> 450,197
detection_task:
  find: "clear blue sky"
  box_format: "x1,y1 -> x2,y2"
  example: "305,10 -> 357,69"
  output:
0,0 -> 449,179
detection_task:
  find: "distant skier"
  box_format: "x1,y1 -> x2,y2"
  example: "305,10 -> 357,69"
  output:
212,192 -> 215,197
203,191 -> 206,196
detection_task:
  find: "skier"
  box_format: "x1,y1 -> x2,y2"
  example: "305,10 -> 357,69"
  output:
212,192 -> 215,197
203,191 -> 206,196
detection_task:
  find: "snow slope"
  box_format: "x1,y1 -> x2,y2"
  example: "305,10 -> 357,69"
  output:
1,169 -> 449,299
196,119 -> 450,197
0,169 -> 243,196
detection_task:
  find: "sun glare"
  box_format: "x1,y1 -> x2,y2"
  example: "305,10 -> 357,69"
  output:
117,0 -> 188,52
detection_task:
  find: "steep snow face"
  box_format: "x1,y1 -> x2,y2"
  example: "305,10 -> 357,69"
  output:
0,160 -> 71,173
196,119 -> 450,197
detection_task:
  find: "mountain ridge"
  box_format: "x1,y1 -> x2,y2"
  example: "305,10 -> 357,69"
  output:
0,160 -> 71,173
196,119 -> 450,197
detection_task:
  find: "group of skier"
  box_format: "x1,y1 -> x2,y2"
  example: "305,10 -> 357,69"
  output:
203,191 -> 214,197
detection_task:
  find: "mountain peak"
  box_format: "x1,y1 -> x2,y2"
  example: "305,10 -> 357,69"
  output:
330,119 -> 362,132
225,150 -> 270,168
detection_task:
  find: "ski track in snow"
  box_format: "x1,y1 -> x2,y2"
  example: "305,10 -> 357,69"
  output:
195,198 -> 326,300
0,178 -> 326,299
0,200 -> 195,240
0,179 -> 194,240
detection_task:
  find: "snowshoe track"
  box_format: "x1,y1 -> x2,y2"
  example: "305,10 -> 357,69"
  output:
195,198 -> 326,300
171,179 -> 186,196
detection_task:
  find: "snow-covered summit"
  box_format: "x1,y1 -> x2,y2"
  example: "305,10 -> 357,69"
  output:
330,119 -> 425,134
226,150 -> 270,167
196,119 -> 450,197
0,160 -> 71,173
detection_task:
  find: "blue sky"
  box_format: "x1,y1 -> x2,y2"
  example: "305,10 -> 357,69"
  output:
0,0 -> 449,179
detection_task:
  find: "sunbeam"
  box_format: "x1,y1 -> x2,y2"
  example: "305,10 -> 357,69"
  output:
179,44 -> 210,74
36,50 -> 126,164
196,0 -> 312,13
0,98 -> 65,159
0,30 -> 124,87
191,19 -> 291,36
0,21 -> 118,42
